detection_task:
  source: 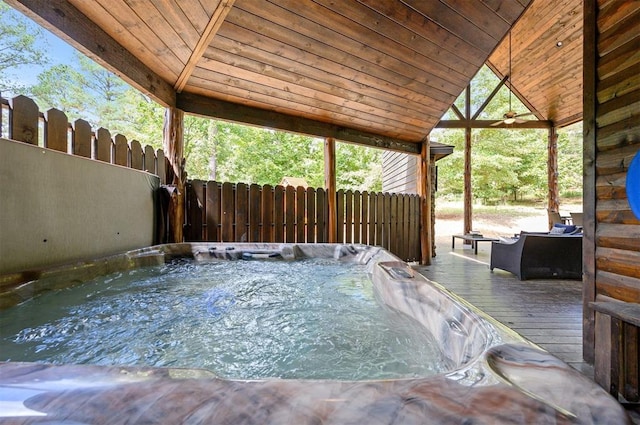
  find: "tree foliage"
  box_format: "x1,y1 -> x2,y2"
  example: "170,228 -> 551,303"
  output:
30,52 -> 130,130
0,2 -> 47,92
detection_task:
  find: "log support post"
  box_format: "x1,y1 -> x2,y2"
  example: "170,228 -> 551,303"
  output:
463,85 -> 473,237
163,106 -> 185,243
324,137 -> 337,243
548,126 -> 560,229
419,138 -> 432,264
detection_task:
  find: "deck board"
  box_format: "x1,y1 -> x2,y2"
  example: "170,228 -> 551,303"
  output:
413,241 -> 594,377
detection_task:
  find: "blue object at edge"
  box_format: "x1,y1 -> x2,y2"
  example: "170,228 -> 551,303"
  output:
627,151 -> 640,220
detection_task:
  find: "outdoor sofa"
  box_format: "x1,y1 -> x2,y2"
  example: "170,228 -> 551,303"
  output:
490,229 -> 583,280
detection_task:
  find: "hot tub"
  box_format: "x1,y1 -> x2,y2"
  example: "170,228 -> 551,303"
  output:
0,243 -> 629,424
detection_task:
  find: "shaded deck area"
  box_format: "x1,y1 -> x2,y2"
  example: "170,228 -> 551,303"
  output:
413,239 -> 593,377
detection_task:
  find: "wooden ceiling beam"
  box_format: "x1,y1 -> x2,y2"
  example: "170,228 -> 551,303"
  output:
554,113 -> 583,128
177,92 -> 421,154
436,119 -> 553,129
174,0 -> 236,92
6,0 -> 176,107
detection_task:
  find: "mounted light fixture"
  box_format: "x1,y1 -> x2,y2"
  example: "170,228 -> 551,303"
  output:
556,41 -> 564,47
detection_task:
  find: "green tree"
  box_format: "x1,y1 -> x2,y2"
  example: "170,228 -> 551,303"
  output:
336,143 -> 382,192
29,51 -> 130,130
212,125 -> 325,187
557,122 -> 583,198
30,64 -> 85,116
0,2 -> 47,93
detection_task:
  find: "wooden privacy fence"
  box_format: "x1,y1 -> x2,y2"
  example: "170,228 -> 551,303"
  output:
2,94 -> 422,261
1,94 -> 165,181
185,180 -> 422,262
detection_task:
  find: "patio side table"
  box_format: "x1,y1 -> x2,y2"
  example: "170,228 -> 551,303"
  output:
451,234 -> 499,255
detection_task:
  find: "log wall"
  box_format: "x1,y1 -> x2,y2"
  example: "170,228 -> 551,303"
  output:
584,0 -> 640,401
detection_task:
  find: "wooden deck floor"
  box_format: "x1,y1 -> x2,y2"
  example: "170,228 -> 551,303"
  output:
413,239 -> 594,377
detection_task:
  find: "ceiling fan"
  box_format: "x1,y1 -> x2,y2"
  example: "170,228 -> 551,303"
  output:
491,31 -> 534,126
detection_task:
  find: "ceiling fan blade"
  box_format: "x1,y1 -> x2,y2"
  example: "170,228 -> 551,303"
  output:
490,119 -> 504,126
514,118 -> 528,124
515,112 -> 535,118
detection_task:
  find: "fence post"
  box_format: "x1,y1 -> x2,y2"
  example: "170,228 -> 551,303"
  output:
163,107 -> 185,242
324,137 -> 337,242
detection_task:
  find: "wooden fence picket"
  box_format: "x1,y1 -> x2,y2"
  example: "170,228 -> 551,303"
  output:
156,150 -> 166,183
368,192 -> 376,246
206,181 -> 221,241
221,182 -> 234,242
411,195 -> 420,261
249,184 -> 261,242
114,134 -> 129,167
296,186 -> 305,242
144,145 -> 156,173
285,186 -> 296,243
376,193 -> 384,247
261,184 -> 274,242
235,182 -> 248,242
345,190 -> 353,243
95,128 -> 112,162
274,185 -> 284,242
336,189 -> 345,243
130,140 -> 143,170
9,95 -> 38,145
72,119 -> 92,158
388,194 -> 395,255
188,180 -> 205,241
316,188 -> 326,243
44,108 -> 68,152
306,187 -> 316,243
353,190 -> 361,244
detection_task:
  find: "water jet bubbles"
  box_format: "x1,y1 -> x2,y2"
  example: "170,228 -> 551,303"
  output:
204,287 -> 236,317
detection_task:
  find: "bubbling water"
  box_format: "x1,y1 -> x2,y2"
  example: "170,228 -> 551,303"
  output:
1,259 -> 451,380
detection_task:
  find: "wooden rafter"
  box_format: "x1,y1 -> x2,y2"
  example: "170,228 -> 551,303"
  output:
174,0 -> 237,92
471,75 -> 509,120
450,104 -> 465,120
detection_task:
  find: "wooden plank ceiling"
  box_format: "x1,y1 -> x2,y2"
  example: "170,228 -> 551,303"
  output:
487,0 -> 583,127
7,0 -> 584,152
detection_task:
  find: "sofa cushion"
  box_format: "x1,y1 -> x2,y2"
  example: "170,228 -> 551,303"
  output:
549,226 -> 565,234
551,223 -> 577,234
